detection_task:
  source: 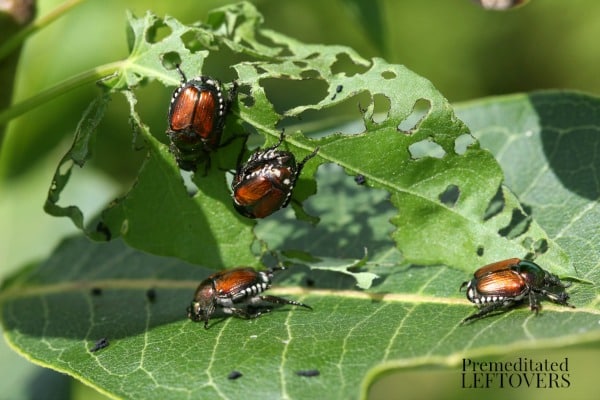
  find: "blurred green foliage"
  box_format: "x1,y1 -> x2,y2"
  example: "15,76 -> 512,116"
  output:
1,1 -> 599,399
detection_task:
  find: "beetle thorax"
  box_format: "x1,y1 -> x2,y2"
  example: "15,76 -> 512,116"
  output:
195,282 -> 216,309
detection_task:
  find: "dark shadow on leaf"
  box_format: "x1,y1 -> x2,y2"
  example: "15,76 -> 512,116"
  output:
256,164 -> 397,288
307,269 -> 358,290
532,92 -> 600,201
1,237 -> 216,340
439,184 -> 460,207
483,185 -> 504,221
498,207 -> 532,239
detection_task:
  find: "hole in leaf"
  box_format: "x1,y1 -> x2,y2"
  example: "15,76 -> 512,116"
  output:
372,94 -> 391,124
240,91 -> 255,108
300,69 -> 320,79
276,45 -> 293,57
477,246 -> 484,256
96,221 -> 111,241
59,159 -> 74,175
522,237 -> 548,258
182,170 -> 198,196
180,31 -> 203,53
397,98 -> 431,134
522,236 -> 534,249
408,139 -> 445,159
498,208 -> 531,239
455,134 -> 476,155
262,78 -> 328,114
255,65 -> 267,74
294,61 -> 308,68
161,52 -> 182,70
483,186 -> 504,221
438,184 -> 460,207
145,19 -> 171,44
305,53 -> 319,60
282,91 -> 369,136
382,70 -> 396,79
533,238 -> 548,255
331,52 -> 369,77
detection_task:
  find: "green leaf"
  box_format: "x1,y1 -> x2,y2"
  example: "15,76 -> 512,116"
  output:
44,92 -> 111,232
3,90 -> 600,397
0,216 -> 596,400
456,90 -> 600,285
100,90 -> 257,268
45,3 -> 574,279
3,90 -> 600,398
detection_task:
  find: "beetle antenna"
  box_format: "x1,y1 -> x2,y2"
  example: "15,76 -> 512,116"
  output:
271,128 -> 285,149
175,64 -> 187,82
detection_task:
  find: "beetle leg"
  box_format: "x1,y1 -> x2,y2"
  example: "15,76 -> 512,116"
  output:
539,289 -> 575,308
220,131 -> 248,151
528,291 -> 541,314
259,295 -> 312,310
200,155 -> 211,177
228,306 -> 270,320
462,301 -> 511,323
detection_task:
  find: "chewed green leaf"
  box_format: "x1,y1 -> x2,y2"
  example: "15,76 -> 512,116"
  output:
99,91 -> 256,268
44,3 -> 571,275
111,11 -> 208,89
44,93 -> 111,234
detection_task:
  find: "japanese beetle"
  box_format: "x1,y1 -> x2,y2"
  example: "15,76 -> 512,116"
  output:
187,267 -> 312,329
231,131 -> 319,219
166,65 -> 236,171
460,258 -> 574,323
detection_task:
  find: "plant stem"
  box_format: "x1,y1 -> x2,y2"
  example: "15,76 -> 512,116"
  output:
0,61 -> 123,125
0,0 -> 86,61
